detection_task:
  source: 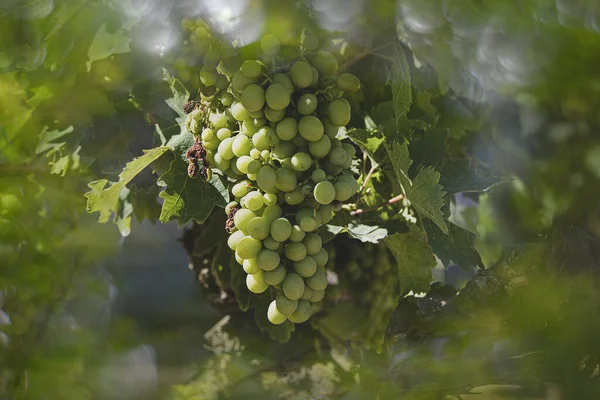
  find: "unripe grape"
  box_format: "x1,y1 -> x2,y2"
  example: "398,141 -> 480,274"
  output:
232,71 -> 254,92
265,105 -> 286,122
213,153 -> 231,170
310,67 -> 319,86
306,266 -> 327,290
298,115 -> 324,142
203,49 -> 220,69
308,135 -> 331,158
291,152 -> 313,171
210,112 -> 228,130
342,142 -> 356,158
267,300 -> 287,324
328,147 -> 347,166
216,74 -> 229,90
300,286 -> 314,301
243,258 -> 260,274
247,216 -> 269,239
247,270 -> 268,293
258,248 -> 280,271
314,181 -> 335,205
311,50 -> 338,75
241,60 -> 262,79
262,204 -> 283,222
290,61 -> 313,89
311,169 -> 326,183
242,120 -> 259,136
230,102 -> 250,121
323,118 -> 339,139
201,128 -> 215,142
235,252 -> 244,265
297,93 -> 318,115
287,300 -> 311,323
299,216 -> 317,232
301,31 -> 319,51
221,92 -> 234,106
303,233 -> 322,255
250,148 -> 261,159
328,98 -> 351,126
252,129 -> 270,151
282,273 -> 305,300
271,217 -> 292,242
217,60 -> 237,77
264,265 -> 287,285
292,135 -> 308,148
257,166 -> 277,193
309,289 -> 325,302
261,34 -> 280,55
249,108 -> 265,119
276,293 -> 298,315
289,225 -> 306,242
285,187 -> 305,205
316,204 -> 334,224
336,73 -> 361,92
236,236 -> 262,259
232,134 -> 252,156
285,242 -> 307,261
230,159 -> 243,176
273,73 -> 294,94
241,84 -> 265,112
227,230 -> 246,250
232,181 -> 250,197
200,66 -> 218,86
263,236 -> 281,251
263,127 -> 280,146
276,118 -> 298,141
263,193 -> 277,206
336,173 -> 359,194
233,208 -> 256,231
312,248 -> 329,268
334,181 -> 354,201
265,83 -> 290,110
293,256 -> 317,277
273,142 -> 296,159
216,128 -> 231,141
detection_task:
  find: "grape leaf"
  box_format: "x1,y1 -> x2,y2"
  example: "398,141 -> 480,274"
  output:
36,126 -> 82,176
347,128 -> 384,158
387,41 -> 412,122
384,228 -> 437,296
347,223 -> 388,243
387,141 -> 448,234
85,146 -> 171,223
157,156 -> 228,227
423,219 -> 483,271
86,24 -> 131,70
439,158 -> 501,194
163,69 -> 189,118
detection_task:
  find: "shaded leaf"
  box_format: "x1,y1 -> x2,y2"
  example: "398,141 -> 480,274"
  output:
387,41 -> 412,122
439,158 -> 501,194
423,219 -> 482,271
163,69 -> 189,118
384,228 -> 437,296
387,141 -> 448,233
347,128 -> 384,158
86,24 -> 131,70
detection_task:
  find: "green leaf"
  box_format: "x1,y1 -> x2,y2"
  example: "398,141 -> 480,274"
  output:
85,146 -> 170,223
439,158 -> 501,194
384,228 -> 437,296
163,69 -> 190,118
347,223 -> 388,243
423,219 -> 482,271
386,41 -> 412,122
253,295 -> 295,342
167,131 -> 196,163
86,24 -> 131,70
157,155 -> 228,227
347,128 -> 384,158
387,141 -> 448,233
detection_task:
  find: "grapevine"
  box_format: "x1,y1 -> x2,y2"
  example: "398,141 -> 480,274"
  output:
183,35 -> 361,325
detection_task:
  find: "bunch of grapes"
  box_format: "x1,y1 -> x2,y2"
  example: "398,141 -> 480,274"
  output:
184,37 -> 361,325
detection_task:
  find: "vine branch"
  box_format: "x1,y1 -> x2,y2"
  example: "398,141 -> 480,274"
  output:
349,193 -> 405,216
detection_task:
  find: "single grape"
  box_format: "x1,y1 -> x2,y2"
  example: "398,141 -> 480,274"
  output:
236,236 -> 262,260
217,137 -> 235,160
276,118 -> 297,141
247,270 -> 268,293
342,143 -> 357,158
293,257 -> 317,278
257,166 -> 277,193
263,236 -> 280,251
336,173 -> 359,194
232,71 -> 254,92
241,84 -> 266,112
235,252 -> 244,265
252,129 -> 270,151
282,273 -> 305,300
230,159 -> 243,177
273,73 -> 294,94
297,93 -> 318,115
247,216 -> 270,240
285,187 -> 305,205
232,181 -> 250,197
328,147 -> 347,166
292,135 -> 308,148
248,159 -> 262,174
232,135 -> 252,157
210,113 -> 228,130
261,34 -> 280,55
263,204 -> 283,222
233,208 -> 256,231
243,258 -> 260,274
241,60 -> 262,79
247,173 -> 257,181
263,127 -> 280,147
303,233 -> 322,255
301,31 -> 319,50
281,157 -> 294,170
201,128 -> 215,142
250,148 -> 261,159
264,265 -> 286,285
308,135 -> 331,159
217,60 -> 237,77
328,98 -> 351,126
267,300 -> 287,325
309,289 -> 325,302
216,74 -> 229,90
311,169 -> 326,183
213,153 -> 231,170
300,286 -> 314,301
311,50 -> 338,75
221,92 -> 234,106
310,67 -> 319,86
200,66 -> 218,86
289,225 -> 306,242
341,153 -> 353,169
336,73 -> 360,92
287,300 -> 311,323
299,216 -> 317,232
225,201 -> 239,215
334,181 -> 353,201
298,115 -> 324,142
314,181 -> 335,204
316,204 -> 334,224
275,168 -> 297,192
265,105 -> 286,122
291,152 -> 313,171
290,61 -> 313,89
216,128 -> 232,141
227,230 -> 246,250
322,118 -> 339,139
265,83 -> 291,111
273,141 -> 296,159
306,266 -> 327,290
257,249 -> 280,271
284,242 -> 307,261
271,217 -> 292,242
276,293 -> 298,315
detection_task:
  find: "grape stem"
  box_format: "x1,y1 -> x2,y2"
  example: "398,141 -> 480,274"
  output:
348,193 -> 405,216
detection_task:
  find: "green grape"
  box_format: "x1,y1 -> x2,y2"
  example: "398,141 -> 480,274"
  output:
217,129 -> 232,141
287,300 -> 311,323
314,181 -> 335,204
242,120 -> 259,136
257,166 -> 277,193
227,230 -> 246,250
281,157 -> 294,170
334,181 -> 353,201
264,265 -> 286,285
301,31 -> 319,50
230,102 -> 250,121
309,289 -> 325,302
248,173 -> 257,181
328,147 -> 347,166
308,135 -> 331,158
230,158 -> 243,176
332,201 -> 343,211
336,73 -> 361,92
290,60 -> 313,89
311,50 -> 338,75
234,208 -> 256,231
316,204 -> 334,224
300,286 -> 314,301
243,258 -> 260,274
297,93 -> 318,115
298,115 -> 324,142
250,108 -> 265,119
299,216 -> 317,232
210,112 -> 228,129
250,148 -> 261,159
303,233 -> 322,255
235,252 -> 244,265
232,181 -> 250,197
267,300 -> 287,325
244,190 -> 264,210
236,236 -> 262,260
241,60 -> 262,79
247,216 -> 270,239
264,127 -> 280,146
336,174 -> 358,194
221,92 -> 234,106
248,159 -> 262,174
273,73 -> 294,94
341,154 -> 353,169
276,294 -> 298,316
201,128 -> 215,142
285,187 -> 305,205
289,225 -> 305,242
204,138 -> 220,151
293,256 -> 317,277
271,217 -> 292,242
261,150 -> 272,159
206,150 -> 216,165
342,142 -> 356,156
265,83 -> 290,110
263,192 -> 277,206
276,118 -> 297,141
261,34 -> 280,55
247,270 -> 268,293
292,135 -> 308,148
311,169 -> 326,183
218,60 -> 237,77
232,134 -> 252,156
295,207 -> 315,223
328,98 -> 351,126
322,118 -> 339,139
265,105 -> 286,122
275,168 -> 297,192
263,236 -> 280,251
262,204 -> 283,222
306,266 -> 327,290
225,201 -> 239,215
213,153 -> 231,170
217,137 -> 235,160
258,249 -> 280,271
273,141 -> 296,159
312,248 -> 328,268
232,70 -> 253,92
216,74 -> 229,90
252,129 -> 269,151
200,66 -> 218,86
282,273 -> 305,300
241,84 -> 265,112
310,66 -> 319,86
291,152 -> 313,171
284,242 -> 307,261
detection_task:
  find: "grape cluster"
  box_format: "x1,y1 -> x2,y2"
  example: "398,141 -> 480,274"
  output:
185,39 -> 361,325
